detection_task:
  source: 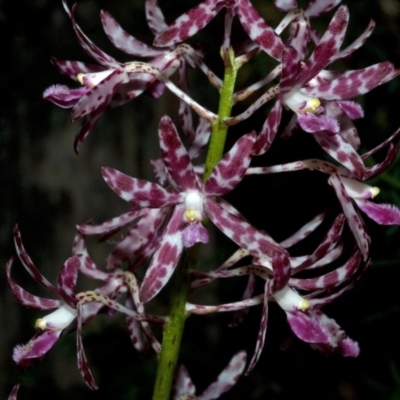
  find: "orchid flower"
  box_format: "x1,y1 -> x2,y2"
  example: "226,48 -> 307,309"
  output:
101,115 -> 290,302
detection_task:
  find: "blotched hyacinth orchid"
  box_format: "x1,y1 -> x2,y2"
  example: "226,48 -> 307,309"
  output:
8,0 -> 400,398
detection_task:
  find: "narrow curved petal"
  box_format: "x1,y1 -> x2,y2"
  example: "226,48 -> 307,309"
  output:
13,225 -> 58,295
199,351 -> 247,400
101,10 -> 163,57
57,255 -> 80,307
6,258 -> 61,310
153,0 -> 224,47
140,206 -> 185,303
252,100 -> 282,156
50,58 -> 103,80
298,6 -> 349,86
76,304 -> 98,390
204,132 -> 256,196
102,166 -> 181,208
305,62 -> 400,100
159,116 -> 197,190
246,283 -> 270,374
328,174 -> 370,259
237,0 -> 286,61
205,198 -> 290,290
145,0 -> 169,35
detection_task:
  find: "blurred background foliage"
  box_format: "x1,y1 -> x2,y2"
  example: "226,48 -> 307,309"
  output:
1,0 -> 400,398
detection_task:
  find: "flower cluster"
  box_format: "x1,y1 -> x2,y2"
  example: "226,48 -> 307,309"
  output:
7,0 -> 400,398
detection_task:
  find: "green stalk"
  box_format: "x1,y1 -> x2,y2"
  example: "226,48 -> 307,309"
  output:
151,47 -> 239,400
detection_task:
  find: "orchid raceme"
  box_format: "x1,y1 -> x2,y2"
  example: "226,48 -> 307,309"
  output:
7,0 -> 400,399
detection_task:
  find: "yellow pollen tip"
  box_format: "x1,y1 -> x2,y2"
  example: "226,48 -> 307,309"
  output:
77,73 -> 85,85
298,299 -> 311,311
185,209 -> 197,222
35,318 -> 46,330
303,97 -> 321,113
371,187 -> 380,198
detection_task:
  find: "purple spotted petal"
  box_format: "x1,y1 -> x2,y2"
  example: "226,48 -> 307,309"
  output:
76,304 -> 98,390
145,0 -> 169,35
305,0 -> 341,17
102,166 -> 181,208
312,130 -> 365,179
43,85 -> 88,108
6,258 -> 60,310
153,0 -> 224,47
273,0 -> 297,12
50,58 -> 103,80
355,199 -> 400,225
252,100 -> 282,156
298,6 -> 349,86
57,255 -> 80,307
199,351 -> 247,400
106,208 -> 171,270
237,0 -> 286,60
101,10 -> 163,57
77,208 -> 143,236
140,206 -> 185,303
205,198 -> 290,291
13,225 -> 59,295
159,115 -> 197,190
328,174 -> 370,259
305,62 -> 400,100
204,132 -> 255,196
71,69 -> 125,121
13,330 -> 62,368
62,0 -> 119,68
246,283 -> 270,374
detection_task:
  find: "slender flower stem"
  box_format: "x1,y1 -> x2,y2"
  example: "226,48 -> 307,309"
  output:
204,48 -> 238,181
151,48 -> 239,400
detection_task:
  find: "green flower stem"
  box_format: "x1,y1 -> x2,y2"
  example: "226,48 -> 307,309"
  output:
151,48 -> 239,400
204,48 -> 238,181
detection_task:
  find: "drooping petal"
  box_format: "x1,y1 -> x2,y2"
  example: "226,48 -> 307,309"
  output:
246,282 -> 270,374
102,166 -> 181,208
328,174 -> 370,259
76,304 -> 98,390
140,205 -> 185,303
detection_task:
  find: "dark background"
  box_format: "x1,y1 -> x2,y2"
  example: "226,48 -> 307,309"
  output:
2,0 -> 400,399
